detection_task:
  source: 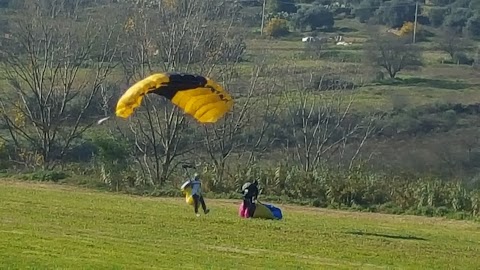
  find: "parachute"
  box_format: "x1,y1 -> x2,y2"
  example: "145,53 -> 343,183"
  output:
239,201 -> 283,220
181,180 -> 194,205
115,73 -> 234,123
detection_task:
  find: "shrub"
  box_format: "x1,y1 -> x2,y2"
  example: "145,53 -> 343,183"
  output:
264,18 -> 290,37
453,52 -> 474,65
22,170 -> 68,182
307,75 -> 356,91
399,21 -> 415,36
465,15 -> 480,38
428,7 -> 447,27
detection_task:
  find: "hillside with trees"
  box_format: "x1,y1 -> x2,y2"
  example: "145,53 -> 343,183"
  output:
1,0 -> 480,219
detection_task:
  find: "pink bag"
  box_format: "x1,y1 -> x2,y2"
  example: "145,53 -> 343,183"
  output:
238,201 -> 249,218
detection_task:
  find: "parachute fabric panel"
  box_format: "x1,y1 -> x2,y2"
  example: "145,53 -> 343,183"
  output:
165,74 -> 233,123
181,181 -> 194,205
263,203 -> 283,219
115,73 -> 169,119
186,193 -> 194,205
252,202 -> 276,219
238,201 -> 283,220
115,73 -> 233,123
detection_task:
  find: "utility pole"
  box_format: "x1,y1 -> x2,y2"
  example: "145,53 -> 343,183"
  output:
260,0 -> 266,35
413,1 -> 418,43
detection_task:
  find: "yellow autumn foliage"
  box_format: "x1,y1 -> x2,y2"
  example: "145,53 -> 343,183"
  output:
400,21 -> 416,36
124,17 -> 135,33
265,18 -> 289,37
13,101 -> 25,128
163,0 -> 178,8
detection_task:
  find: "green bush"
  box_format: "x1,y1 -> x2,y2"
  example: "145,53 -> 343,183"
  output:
453,52 -> 474,65
21,170 -> 68,182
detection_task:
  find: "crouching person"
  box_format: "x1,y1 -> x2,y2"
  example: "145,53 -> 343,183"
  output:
240,180 -> 259,217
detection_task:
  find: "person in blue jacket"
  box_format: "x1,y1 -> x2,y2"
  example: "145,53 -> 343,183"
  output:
189,173 -> 210,217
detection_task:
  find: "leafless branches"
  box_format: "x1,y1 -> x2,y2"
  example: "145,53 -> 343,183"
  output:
281,66 -> 379,172
110,0 -> 245,185
364,32 -> 423,79
0,11 -> 119,169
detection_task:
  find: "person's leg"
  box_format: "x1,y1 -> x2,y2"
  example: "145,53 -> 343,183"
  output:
199,195 -> 209,214
193,194 -> 200,214
243,199 -> 252,217
241,199 -> 249,217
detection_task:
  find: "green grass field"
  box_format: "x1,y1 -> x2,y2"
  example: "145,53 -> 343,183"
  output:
1,180 -> 480,269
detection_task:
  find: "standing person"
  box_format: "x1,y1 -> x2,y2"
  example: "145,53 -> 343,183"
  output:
241,180 -> 259,217
189,173 -> 210,217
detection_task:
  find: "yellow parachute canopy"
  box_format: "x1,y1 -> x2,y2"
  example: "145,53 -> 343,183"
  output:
115,73 -> 234,123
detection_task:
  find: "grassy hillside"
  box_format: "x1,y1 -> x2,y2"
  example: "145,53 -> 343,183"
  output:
1,1 -> 480,222
1,180 -> 479,269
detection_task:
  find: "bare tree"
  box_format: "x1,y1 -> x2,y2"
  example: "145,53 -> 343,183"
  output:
437,27 -> 471,62
19,0 -> 83,19
201,64 -> 261,185
0,8 -> 119,169
241,73 -> 283,166
364,33 -> 422,79
303,38 -> 327,60
282,69 -> 378,172
111,0 -> 245,185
